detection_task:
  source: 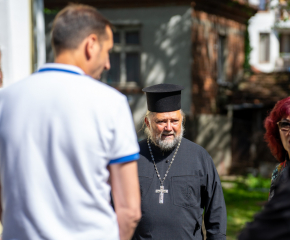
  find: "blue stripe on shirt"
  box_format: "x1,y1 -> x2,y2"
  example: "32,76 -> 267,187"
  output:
37,68 -> 82,75
109,153 -> 139,165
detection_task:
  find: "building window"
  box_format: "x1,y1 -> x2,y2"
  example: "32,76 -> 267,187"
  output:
102,26 -> 141,88
217,35 -> 226,83
259,33 -> 270,63
280,33 -> 290,53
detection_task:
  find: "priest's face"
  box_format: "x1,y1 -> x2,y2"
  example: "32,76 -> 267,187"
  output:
145,110 -> 183,151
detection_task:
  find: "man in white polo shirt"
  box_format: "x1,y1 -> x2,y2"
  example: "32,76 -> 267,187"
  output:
0,4 -> 141,240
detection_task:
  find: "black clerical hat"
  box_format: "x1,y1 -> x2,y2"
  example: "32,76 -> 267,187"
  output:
142,84 -> 184,112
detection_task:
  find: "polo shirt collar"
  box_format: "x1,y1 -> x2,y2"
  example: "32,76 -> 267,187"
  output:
38,63 -> 85,75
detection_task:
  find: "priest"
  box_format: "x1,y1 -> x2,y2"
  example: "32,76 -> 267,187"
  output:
133,83 -> 227,240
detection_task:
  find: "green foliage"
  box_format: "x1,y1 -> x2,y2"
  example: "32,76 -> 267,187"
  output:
221,175 -> 271,240
244,174 -> 271,189
44,8 -> 60,15
243,21 -> 252,73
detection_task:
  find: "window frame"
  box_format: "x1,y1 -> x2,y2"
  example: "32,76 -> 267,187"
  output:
259,32 -> 270,63
217,34 -> 227,84
279,32 -> 290,54
102,23 -> 142,89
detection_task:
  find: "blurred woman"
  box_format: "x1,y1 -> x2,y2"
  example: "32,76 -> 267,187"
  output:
238,97 -> 290,240
238,166 -> 290,240
264,96 -> 290,201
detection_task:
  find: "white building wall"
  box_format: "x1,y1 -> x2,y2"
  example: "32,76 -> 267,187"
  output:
0,0 -> 32,86
248,0 -> 284,73
248,11 -> 279,73
248,0 -> 259,5
100,6 -> 192,127
0,0 -> 45,87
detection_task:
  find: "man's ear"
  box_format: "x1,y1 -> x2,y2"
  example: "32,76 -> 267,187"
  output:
84,34 -> 100,60
145,117 -> 150,129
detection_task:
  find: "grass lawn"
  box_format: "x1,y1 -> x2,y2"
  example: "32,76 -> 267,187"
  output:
221,175 -> 271,240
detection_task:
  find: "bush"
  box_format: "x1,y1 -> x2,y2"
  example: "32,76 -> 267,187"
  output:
244,174 -> 271,190
221,175 -> 271,239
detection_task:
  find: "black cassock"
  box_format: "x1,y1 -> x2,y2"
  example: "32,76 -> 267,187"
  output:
133,138 -> 227,240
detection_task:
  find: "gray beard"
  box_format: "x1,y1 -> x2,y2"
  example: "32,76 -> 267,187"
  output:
145,125 -> 184,151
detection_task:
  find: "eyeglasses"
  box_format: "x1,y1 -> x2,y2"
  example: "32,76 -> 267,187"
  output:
277,121 -> 290,132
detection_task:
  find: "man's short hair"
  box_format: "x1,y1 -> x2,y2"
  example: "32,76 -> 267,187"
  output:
51,4 -> 112,56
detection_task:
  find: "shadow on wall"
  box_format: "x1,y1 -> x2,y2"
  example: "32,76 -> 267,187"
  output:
142,9 -> 192,86
194,114 -> 232,175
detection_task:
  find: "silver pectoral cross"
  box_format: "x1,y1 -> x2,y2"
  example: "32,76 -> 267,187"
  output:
155,185 -> 168,204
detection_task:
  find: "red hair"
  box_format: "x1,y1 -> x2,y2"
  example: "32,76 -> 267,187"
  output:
264,97 -> 290,162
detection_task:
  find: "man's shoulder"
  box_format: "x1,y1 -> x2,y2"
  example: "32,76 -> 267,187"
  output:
181,138 -> 209,154
37,63 -> 126,100
138,139 -> 147,147
38,69 -> 127,104
91,78 -> 124,97
180,138 -> 218,173
0,75 -> 30,97
77,75 -> 125,100
138,139 -> 148,153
